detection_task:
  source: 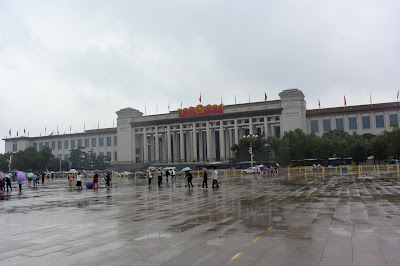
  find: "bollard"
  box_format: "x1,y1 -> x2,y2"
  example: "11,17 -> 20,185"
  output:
358,165 -> 361,175
322,166 -> 325,176
377,165 -> 380,174
288,167 -> 291,178
241,170 -> 243,178
304,167 -> 308,181
374,165 -> 376,171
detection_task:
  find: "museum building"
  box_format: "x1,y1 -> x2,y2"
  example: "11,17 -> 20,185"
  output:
4,89 -> 400,169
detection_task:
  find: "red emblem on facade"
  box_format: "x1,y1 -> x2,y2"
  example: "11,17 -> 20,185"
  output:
178,104 -> 223,117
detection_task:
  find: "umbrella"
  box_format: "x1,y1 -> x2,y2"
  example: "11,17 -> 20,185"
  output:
0,172 -> 4,181
156,167 -> 164,171
148,166 -> 156,171
69,169 -> 78,174
85,181 -> 93,189
202,167 -> 210,174
27,173 -> 34,178
17,171 -> 26,181
181,167 -> 191,172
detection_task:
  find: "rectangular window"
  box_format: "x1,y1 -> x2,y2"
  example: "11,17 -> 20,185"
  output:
362,116 -> 371,129
78,139 -> 82,147
107,152 -> 111,161
45,142 -> 49,147
349,117 -> 357,130
275,116 -> 280,121
323,119 -> 331,132
85,138 -> 89,148
376,115 -> 384,128
39,142 -> 43,151
389,114 -> 398,127
260,117 -> 264,122
92,138 -> 96,147
51,141 -> 55,149
310,120 -> 319,133
33,143 -> 37,150
13,142 -> 17,152
64,140 -> 69,149
58,140 -> 62,149
274,126 -> 281,138
114,152 -> 118,161
336,118 -> 344,131
106,136 -> 111,146
114,136 -> 117,146
64,154 -> 68,160
99,137 -> 104,147
71,139 -> 75,149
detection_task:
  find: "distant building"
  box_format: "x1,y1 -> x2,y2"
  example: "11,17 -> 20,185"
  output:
4,89 -> 400,169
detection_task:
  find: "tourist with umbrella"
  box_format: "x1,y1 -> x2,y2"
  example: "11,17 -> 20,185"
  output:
0,172 -> 4,191
68,169 -> 77,188
212,167 -> 219,188
157,168 -> 163,187
185,169 -> 194,189
202,168 -> 209,189
5,174 -> 12,192
17,171 -> 25,192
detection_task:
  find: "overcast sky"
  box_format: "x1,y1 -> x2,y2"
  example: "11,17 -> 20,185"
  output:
1,0 -> 400,152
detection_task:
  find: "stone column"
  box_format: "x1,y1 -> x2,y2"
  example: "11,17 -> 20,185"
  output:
199,130 -> 203,161
143,127 -> 148,163
155,126 -> 159,163
264,116 -> 268,136
249,117 -> 253,134
167,126 -> 172,162
234,119 -> 239,144
219,122 -> 225,161
150,131 -> 155,162
206,122 -> 211,161
180,124 -> 184,162
192,123 -> 197,162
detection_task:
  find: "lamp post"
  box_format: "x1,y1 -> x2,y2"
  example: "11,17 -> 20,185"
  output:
243,133 -> 258,167
8,151 -> 13,172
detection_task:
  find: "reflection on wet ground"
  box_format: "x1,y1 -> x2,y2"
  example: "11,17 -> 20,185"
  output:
1,172 -> 400,265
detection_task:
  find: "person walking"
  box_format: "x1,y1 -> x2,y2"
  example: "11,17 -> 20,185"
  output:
157,169 -> 162,187
212,167 -> 219,188
202,169 -> 208,189
148,170 -> 152,186
172,169 -> 176,182
93,172 -> 99,188
17,178 -> 23,192
33,173 -> 38,187
68,172 -> 74,188
76,172 -> 83,189
41,172 -> 45,183
185,170 -> 193,189
105,172 -> 111,188
5,175 -> 12,192
165,170 -> 170,182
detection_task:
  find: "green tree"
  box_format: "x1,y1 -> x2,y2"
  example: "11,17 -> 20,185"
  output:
370,134 -> 389,164
231,135 -> 270,163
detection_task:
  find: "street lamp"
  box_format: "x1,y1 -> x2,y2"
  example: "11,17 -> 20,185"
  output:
7,151 -> 13,172
243,133 -> 258,167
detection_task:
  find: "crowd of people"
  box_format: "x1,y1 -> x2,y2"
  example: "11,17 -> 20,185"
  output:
147,167 -> 220,189
0,167 -> 221,193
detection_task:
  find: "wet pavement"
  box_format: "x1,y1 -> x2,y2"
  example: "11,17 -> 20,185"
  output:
1,172 -> 400,265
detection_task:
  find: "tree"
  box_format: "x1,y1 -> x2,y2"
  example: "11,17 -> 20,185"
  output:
231,135 -> 270,163
349,134 -> 367,165
370,134 -> 389,164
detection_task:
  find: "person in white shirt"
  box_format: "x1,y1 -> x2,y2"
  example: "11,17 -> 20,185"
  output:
212,168 -> 219,188
148,170 -> 152,186
172,169 -> 176,181
76,172 -> 82,190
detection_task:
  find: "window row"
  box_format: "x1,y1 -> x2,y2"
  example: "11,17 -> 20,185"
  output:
61,152 -> 117,161
311,114 -> 398,133
33,136 -> 117,150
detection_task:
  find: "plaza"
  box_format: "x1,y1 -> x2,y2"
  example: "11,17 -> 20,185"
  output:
1,171 -> 400,265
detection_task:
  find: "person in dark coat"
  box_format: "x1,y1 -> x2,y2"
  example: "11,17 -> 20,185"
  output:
202,169 -> 208,189
185,171 -> 193,189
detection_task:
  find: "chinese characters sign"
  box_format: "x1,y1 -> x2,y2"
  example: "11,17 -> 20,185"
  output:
178,104 -> 223,117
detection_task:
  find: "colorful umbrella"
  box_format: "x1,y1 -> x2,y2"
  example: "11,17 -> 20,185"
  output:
0,172 -> 4,181
17,171 -> 26,181
181,167 -> 191,172
85,182 -> 93,189
68,169 -> 78,174
27,172 -> 34,178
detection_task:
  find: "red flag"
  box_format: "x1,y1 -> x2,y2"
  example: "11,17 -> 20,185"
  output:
180,102 -> 182,109
49,131 -> 53,136
370,93 -> 372,104
45,126 -> 46,133
199,92 -> 201,103
84,122 -> 86,131
264,92 -> 267,101
9,129 -> 11,137
344,95 -> 347,106
57,125 -> 59,135
168,104 -> 170,111
24,128 -> 26,135
40,132 -> 42,137
318,98 -> 321,108
397,90 -> 399,101
17,131 -> 18,137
